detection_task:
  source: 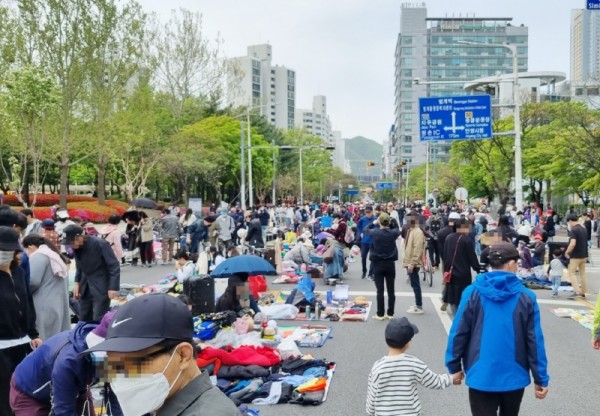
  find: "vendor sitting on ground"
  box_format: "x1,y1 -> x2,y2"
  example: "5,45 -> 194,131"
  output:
284,237 -> 312,269
216,275 -> 260,315
315,238 -> 328,255
175,249 -> 195,283
208,246 -> 225,271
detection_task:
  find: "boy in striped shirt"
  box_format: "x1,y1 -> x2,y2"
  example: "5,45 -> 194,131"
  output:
366,317 -> 463,415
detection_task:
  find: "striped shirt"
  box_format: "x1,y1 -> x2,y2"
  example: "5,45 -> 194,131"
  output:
366,353 -> 451,416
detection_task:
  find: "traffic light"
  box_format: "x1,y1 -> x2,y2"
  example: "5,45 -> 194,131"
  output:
367,161 -> 375,167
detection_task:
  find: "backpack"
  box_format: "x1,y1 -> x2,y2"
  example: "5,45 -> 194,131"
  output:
301,210 -> 308,222
429,219 -> 441,236
344,224 -> 355,244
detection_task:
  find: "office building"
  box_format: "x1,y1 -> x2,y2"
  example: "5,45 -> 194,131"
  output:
296,95 -> 333,143
571,9 -> 600,82
391,3 -> 528,166
227,44 -> 296,130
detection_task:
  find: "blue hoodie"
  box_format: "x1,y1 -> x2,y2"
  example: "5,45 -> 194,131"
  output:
446,270 -> 549,392
13,322 -> 123,416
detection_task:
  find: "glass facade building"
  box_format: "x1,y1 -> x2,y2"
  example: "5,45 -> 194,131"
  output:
391,4 -> 528,169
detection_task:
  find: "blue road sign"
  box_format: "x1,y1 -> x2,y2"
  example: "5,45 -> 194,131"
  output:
419,95 -> 492,141
588,0 -> 600,10
375,182 -> 397,190
345,189 -> 359,195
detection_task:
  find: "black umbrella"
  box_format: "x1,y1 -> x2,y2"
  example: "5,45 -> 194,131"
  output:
211,255 -> 277,278
121,210 -> 140,222
131,198 -> 157,209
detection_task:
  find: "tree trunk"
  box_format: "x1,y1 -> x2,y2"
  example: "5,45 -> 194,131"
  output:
97,156 -> 106,205
23,162 -> 31,208
59,163 -> 68,208
545,180 -> 552,209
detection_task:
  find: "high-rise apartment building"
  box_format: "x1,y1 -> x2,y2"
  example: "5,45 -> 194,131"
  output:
295,95 -> 333,143
571,9 -> 600,82
391,3 -> 528,168
227,44 -> 296,130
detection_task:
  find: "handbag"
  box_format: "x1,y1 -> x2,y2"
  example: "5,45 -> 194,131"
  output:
323,244 -> 334,264
443,235 -> 463,284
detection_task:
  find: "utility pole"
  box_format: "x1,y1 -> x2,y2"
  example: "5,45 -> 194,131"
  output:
271,140 -> 276,206
240,122 -> 246,211
247,109 -> 253,209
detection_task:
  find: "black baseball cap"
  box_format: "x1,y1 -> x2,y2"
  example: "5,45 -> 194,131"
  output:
0,226 -> 22,251
488,241 -> 520,262
61,224 -> 84,245
85,294 -> 194,353
385,317 -> 419,347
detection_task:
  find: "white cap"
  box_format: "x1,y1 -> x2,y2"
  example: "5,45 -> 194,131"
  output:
448,212 -> 461,220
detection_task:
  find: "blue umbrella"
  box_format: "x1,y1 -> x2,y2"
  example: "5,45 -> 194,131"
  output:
211,255 -> 277,277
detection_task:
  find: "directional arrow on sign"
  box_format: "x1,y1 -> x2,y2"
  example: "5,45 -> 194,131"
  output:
443,112 -> 465,134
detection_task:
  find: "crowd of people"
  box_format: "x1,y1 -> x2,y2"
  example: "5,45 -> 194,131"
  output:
1,197 -> 600,416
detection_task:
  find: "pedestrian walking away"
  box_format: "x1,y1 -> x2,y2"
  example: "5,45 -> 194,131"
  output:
446,241 -> 549,416
160,208 -> 180,264
565,213 -> 588,298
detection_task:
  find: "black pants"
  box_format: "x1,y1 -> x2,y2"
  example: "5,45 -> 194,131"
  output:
469,388 -> 524,416
79,293 -> 111,322
360,243 -> 373,276
0,343 -> 31,416
428,239 -> 440,267
373,261 -> 396,317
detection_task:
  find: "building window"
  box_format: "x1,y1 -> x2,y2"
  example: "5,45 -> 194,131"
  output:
588,88 -> 599,95
403,103 -> 412,111
402,47 -> 413,56
402,113 -> 412,121
401,58 -> 413,66
403,36 -> 413,45
402,69 -> 413,77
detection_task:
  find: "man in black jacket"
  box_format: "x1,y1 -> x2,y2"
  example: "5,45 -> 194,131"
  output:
364,212 -> 401,320
67,225 -> 120,321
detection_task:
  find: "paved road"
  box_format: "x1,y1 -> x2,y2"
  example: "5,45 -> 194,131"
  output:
119,244 -> 600,416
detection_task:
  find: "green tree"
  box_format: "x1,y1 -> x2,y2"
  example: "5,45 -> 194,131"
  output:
1,66 -> 60,206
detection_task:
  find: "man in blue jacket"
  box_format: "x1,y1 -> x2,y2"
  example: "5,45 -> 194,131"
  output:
10,311 -> 122,416
445,241 -> 549,416
356,206 -> 376,280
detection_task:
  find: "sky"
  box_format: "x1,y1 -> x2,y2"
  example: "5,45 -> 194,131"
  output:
140,0 -> 576,143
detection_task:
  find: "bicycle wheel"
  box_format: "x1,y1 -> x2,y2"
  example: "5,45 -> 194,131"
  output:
426,263 -> 433,287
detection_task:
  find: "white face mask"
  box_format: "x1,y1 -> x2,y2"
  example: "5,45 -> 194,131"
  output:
0,250 -> 13,265
111,347 -> 182,416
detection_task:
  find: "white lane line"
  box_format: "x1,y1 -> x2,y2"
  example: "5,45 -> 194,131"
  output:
345,290 -> 585,307
429,295 -> 453,334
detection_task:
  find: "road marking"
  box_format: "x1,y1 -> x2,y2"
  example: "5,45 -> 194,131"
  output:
430,295 -> 453,334
346,290 -> 585,307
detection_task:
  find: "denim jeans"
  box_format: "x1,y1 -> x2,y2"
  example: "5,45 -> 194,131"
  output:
360,242 -> 372,276
551,275 -> 561,295
408,267 -> 422,308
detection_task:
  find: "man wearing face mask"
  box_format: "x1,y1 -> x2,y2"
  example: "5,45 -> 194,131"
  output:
9,310 -> 122,416
86,294 -> 239,416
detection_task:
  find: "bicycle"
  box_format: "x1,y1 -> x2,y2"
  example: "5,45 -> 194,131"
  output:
421,243 -> 434,287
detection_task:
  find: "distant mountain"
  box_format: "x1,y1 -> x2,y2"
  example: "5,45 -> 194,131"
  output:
345,136 -> 383,177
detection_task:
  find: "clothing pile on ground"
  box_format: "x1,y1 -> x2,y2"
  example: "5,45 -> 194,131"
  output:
196,344 -> 335,407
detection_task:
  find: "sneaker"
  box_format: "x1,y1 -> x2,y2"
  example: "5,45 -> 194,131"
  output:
440,302 -> 448,312
551,293 -> 558,298
367,275 -> 374,282
570,293 -> 585,299
385,314 -> 394,319
407,306 -> 424,314
361,273 -> 366,279
373,315 -> 386,321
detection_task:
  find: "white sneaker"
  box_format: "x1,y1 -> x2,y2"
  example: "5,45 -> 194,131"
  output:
406,306 -> 424,314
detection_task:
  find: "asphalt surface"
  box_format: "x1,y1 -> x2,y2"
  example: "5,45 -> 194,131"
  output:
119,242 -> 600,416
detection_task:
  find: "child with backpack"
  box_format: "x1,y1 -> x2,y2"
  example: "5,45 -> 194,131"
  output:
548,248 -> 567,298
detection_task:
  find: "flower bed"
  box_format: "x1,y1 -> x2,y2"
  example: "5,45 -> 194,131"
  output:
3,194 -> 96,207
31,201 -> 129,223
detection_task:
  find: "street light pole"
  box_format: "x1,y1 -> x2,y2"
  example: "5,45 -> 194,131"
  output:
240,121 -> 246,211
425,141 -> 430,206
299,148 -> 304,206
457,41 -> 522,209
271,140 -> 276,205
247,109 -> 253,209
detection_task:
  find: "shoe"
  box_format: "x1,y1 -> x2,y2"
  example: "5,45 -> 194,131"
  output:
147,264 -> 152,268
407,306 -> 424,314
551,293 -> 558,298
385,314 -> 393,319
373,315 -> 386,321
361,273 -> 366,279
440,302 -> 448,312
367,275 -> 374,282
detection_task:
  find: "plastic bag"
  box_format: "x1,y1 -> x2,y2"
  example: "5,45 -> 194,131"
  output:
260,304 -> 299,320
277,337 -> 302,360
